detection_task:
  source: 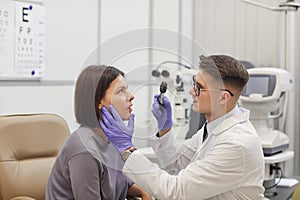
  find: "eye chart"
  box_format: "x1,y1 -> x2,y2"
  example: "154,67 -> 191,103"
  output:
0,0 -> 45,80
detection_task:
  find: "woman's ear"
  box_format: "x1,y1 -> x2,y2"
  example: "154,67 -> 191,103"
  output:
97,103 -> 103,120
98,103 -> 111,113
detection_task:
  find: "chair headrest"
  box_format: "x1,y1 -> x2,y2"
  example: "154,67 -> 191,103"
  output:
0,114 -> 70,161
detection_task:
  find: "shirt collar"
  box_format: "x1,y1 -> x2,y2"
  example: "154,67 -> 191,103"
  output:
206,106 -> 241,134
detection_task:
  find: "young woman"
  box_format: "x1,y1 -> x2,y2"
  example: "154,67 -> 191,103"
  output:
46,65 -> 151,200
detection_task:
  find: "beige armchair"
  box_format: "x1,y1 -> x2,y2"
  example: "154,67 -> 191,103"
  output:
0,114 -> 70,200
292,182 -> 300,200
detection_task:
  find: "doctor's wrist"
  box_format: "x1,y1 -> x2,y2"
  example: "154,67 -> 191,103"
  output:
157,128 -> 171,137
120,146 -> 137,162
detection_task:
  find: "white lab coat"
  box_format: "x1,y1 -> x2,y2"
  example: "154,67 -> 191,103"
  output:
123,107 -> 265,200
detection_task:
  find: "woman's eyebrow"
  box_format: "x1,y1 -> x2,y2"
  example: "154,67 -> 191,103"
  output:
116,85 -> 128,90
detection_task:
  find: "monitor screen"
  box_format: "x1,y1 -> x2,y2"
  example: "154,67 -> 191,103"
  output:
242,74 -> 276,97
246,76 -> 269,96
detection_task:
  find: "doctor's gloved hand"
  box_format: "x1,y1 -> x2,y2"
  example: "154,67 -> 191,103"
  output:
99,105 -> 134,153
151,95 -> 173,131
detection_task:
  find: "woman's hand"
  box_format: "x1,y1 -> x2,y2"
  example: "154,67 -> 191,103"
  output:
140,191 -> 152,200
127,184 -> 152,200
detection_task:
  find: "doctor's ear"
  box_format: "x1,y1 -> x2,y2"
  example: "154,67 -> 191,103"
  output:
220,96 -> 226,104
220,93 -> 230,104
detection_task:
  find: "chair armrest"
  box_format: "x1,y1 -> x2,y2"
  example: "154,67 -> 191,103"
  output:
10,196 -> 36,200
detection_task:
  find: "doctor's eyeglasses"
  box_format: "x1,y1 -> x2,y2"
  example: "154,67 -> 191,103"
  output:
192,76 -> 234,97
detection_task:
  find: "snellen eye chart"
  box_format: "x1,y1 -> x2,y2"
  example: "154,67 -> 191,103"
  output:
0,0 -> 45,80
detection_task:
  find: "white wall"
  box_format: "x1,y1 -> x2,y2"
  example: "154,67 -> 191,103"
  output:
44,0 -> 98,80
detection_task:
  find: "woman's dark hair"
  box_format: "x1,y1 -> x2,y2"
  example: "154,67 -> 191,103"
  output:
74,65 -> 124,128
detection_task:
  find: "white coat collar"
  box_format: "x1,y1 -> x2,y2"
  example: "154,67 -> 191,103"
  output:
207,106 -> 250,135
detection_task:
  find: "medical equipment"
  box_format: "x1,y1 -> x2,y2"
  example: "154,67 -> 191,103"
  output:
151,61 -> 197,141
158,81 -> 168,105
242,0 -> 299,180
239,67 -> 294,197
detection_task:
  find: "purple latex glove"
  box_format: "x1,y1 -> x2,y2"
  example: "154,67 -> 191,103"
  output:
99,105 -> 134,153
151,95 -> 173,131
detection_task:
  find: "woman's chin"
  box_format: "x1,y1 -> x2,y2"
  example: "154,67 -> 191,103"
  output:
121,114 -> 130,121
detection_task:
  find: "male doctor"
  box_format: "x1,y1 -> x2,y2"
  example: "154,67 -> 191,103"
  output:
100,54 -> 265,200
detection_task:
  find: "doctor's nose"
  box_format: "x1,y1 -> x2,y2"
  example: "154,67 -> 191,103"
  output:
189,87 -> 195,96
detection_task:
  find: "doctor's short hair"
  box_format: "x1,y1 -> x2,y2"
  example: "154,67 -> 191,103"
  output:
74,65 -> 125,128
199,55 -> 249,92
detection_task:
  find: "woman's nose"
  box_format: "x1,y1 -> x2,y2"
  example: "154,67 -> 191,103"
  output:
128,92 -> 134,101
